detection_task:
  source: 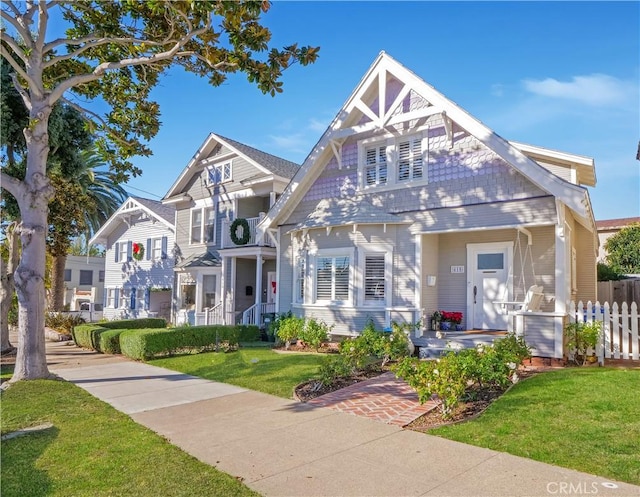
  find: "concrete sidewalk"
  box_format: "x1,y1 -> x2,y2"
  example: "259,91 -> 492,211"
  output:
46,342 -> 640,497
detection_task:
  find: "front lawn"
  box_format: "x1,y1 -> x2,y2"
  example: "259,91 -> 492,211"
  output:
1,379 -> 260,497
430,367 -> 640,485
150,348 -> 326,398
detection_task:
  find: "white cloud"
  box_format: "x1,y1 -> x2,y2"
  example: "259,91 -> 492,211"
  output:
267,133 -> 309,155
308,118 -> 329,133
522,74 -> 636,106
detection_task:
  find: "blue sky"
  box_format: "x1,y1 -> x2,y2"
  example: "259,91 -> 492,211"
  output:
121,1 -> 639,221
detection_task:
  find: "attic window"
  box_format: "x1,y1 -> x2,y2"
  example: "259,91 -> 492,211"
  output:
207,161 -> 232,185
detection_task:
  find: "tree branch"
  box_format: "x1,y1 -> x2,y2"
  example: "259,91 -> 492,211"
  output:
35,1 -> 49,54
0,170 -> 26,200
0,4 -> 34,49
0,46 -> 34,110
48,18 -> 212,104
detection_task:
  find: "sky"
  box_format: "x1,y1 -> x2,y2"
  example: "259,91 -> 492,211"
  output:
108,2 -> 639,221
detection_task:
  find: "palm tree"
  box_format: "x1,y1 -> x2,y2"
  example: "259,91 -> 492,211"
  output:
48,149 -> 127,311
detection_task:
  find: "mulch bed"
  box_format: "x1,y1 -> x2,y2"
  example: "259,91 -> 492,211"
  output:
294,366 -> 387,402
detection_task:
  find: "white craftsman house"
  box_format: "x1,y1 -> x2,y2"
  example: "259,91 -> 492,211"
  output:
90,196 -> 176,321
162,133 -> 298,327
258,52 -> 598,359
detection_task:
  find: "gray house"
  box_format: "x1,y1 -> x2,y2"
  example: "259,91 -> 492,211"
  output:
162,133 -> 298,327
90,196 -> 175,321
258,52 -> 598,359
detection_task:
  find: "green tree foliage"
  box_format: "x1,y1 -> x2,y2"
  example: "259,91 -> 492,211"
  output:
604,223 -> 640,274
0,1 -> 319,381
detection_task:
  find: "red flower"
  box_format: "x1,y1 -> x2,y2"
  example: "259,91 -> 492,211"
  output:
440,311 -> 463,324
133,243 -> 141,253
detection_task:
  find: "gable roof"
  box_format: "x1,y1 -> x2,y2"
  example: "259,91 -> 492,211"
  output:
163,132 -> 299,200
258,52 -> 595,236
596,217 -> 640,231
89,196 -> 175,245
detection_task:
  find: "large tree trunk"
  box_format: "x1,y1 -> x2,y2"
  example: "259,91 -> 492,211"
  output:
10,101 -> 55,382
0,223 -> 19,354
50,254 -> 67,311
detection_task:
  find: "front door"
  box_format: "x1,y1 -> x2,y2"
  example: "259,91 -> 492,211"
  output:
467,243 -> 512,330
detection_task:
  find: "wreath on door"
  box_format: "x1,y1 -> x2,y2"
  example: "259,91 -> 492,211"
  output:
230,218 -> 250,245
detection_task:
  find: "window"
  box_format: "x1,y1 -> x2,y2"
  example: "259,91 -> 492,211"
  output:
191,207 -> 215,244
364,254 -> 386,302
107,288 -> 118,308
152,237 -> 163,259
119,242 -> 129,262
207,161 -> 232,185
360,133 -> 426,189
79,270 -> 93,285
191,210 -> 202,243
295,255 -> 306,303
571,248 -> 577,292
99,270 -> 105,283
316,255 -> 350,302
64,269 -> 72,282
364,144 -> 387,186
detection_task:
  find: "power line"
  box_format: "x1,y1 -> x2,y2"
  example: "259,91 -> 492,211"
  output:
125,184 -> 163,199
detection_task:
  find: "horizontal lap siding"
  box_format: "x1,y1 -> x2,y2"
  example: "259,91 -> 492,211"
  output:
291,305 -> 386,335
522,315 -> 557,357
574,220 -> 597,302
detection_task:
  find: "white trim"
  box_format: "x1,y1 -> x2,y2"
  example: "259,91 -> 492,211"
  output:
309,248 -> 355,305
356,246 -> 393,308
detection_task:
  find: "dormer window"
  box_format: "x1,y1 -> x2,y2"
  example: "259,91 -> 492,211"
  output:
359,132 -> 427,190
207,161 -> 232,185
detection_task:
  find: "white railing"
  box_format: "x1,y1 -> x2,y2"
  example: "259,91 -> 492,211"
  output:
221,215 -> 274,248
241,302 -> 276,326
568,300 -> 639,362
194,303 -> 224,326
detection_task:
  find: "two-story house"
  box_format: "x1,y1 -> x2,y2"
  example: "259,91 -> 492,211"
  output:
259,52 -> 598,360
90,196 -> 176,321
162,133 -> 298,327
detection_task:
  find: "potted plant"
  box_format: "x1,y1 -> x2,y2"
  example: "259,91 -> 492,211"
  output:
441,311 -> 463,331
431,310 -> 442,331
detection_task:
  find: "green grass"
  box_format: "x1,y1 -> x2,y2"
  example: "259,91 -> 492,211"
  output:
151,348 -> 326,398
430,368 -> 640,485
1,379 -> 260,497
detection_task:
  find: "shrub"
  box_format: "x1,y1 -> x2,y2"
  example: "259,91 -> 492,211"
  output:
46,312 -> 86,334
119,325 -> 259,360
317,355 -> 355,386
300,317 -> 332,351
275,315 -> 305,349
97,329 -> 127,355
565,320 -> 601,365
268,310 -> 293,339
100,318 -> 167,330
72,324 -> 108,350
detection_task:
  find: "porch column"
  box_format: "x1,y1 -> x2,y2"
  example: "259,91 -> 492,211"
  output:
220,255 -> 226,324
255,255 -> 263,326
554,203 -> 568,359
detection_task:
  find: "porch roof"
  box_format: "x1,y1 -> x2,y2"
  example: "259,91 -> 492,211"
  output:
175,251 -> 221,269
289,197 -> 409,233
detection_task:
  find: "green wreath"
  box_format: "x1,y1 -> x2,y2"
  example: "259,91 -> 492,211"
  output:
230,218 -> 250,245
132,242 -> 145,261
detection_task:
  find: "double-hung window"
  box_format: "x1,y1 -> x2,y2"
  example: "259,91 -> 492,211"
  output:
118,242 -> 129,263
364,254 -> 386,303
364,144 -> 388,187
107,289 -> 118,308
315,255 -> 350,302
397,136 -> 423,182
191,206 -> 215,244
152,238 -> 163,259
191,210 -> 202,244
294,255 -> 306,303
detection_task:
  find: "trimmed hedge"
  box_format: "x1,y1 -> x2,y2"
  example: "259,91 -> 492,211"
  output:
120,325 -> 260,360
99,318 -> 166,330
97,329 -> 127,355
72,324 -> 108,350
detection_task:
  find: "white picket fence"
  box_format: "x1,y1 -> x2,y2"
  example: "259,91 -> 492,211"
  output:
568,301 -> 639,363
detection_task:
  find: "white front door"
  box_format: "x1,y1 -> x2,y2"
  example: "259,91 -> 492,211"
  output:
467,243 -> 512,330
267,271 -> 277,304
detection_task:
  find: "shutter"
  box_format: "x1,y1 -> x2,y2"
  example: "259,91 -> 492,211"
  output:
130,288 -> 136,310
411,138 -> 423,179
145,288 -> 151,310
146,238 -> 151,260
364,254 -> 386,301
398,140 -> 410,181
114,288 -> 120,308
334,256 -> 349,301
161,236 -> 168,259
115,242 -> 120,262
127,241 -> 133,261
316,257 -> 333,300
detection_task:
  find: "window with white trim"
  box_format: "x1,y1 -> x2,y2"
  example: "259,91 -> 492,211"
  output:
107,288 -> 117,308
359,133 -> 426,189
207,161 -> 232,185
294,255 -> 306,303
119,242 -> 128,262
151,237 -> 163,260
315,255 -> 350,302
364,254 -> 386,302
191,206 -> 215,244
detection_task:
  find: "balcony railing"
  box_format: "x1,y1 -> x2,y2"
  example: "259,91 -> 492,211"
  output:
221,215 -> 274,249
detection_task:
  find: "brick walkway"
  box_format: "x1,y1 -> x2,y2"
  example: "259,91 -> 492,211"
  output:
306,372 -> 438,426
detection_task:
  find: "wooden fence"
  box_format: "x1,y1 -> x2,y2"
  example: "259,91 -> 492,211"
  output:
568,300 -> 639,362
597,279 -> 640,305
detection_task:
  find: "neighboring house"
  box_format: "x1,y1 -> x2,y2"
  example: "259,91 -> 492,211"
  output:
162,133 -> 298,327
90,196 -> 176,321
596,217 -> 640,263
258,52 -> 598,359
62,255 -> 105,310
